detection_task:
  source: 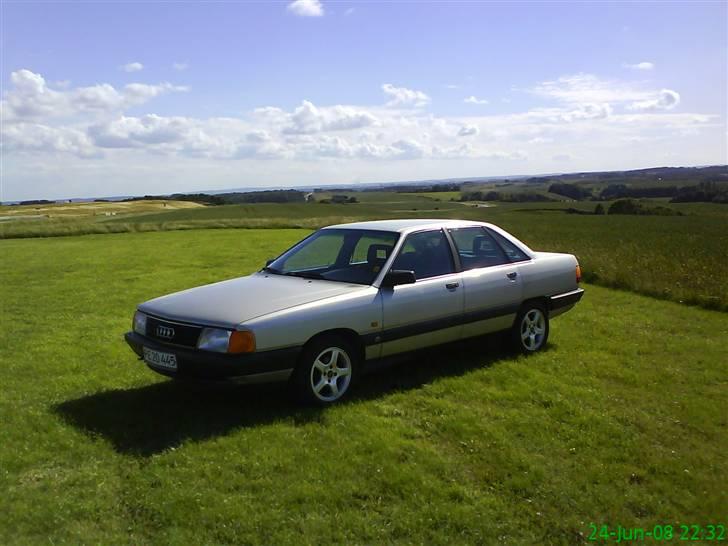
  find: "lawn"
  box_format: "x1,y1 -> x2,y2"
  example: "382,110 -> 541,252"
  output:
1,229 -> 726,544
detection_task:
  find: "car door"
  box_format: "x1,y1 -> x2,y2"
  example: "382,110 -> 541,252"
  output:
447,227 -> 523,338
379,229 -> 464,357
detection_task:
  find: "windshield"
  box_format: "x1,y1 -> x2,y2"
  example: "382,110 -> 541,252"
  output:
266,229 -> 400,285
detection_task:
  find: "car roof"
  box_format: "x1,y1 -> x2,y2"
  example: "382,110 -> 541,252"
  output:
323,218 -> 491,234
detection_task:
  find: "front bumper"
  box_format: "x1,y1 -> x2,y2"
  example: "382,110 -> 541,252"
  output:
124,331 -> 301,380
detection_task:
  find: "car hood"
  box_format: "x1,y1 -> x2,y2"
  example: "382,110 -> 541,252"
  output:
138,272 -> 367,328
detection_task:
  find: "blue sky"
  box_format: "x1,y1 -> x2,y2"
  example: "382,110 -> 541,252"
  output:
1,0 -> 726,200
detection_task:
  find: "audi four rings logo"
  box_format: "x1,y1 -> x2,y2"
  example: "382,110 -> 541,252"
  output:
156,325 -> 175,339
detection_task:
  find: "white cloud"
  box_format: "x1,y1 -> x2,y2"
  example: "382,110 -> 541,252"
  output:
561,102 -> 612,122
381,83 -> 430,108
627,89 -> 680,112
282,100 -> 378,134
624,61 -> 655,71
2,122 -> 99,158
528,137 -> 553,144
458,124 -> 479,137
445,84 -> 460,89
390,139 -> 426,159
173,62 -> 189,71
88,114 -> 193,148
73,83 -> 125,111
530,73 -> 681,116
287,0 -> 324,17
3,69 -> 64,119
531,73 -> 652,104
1,70 -> 188,121
124,82 -> 189,105
121,62 -> 144,73
464,95 -> 489,105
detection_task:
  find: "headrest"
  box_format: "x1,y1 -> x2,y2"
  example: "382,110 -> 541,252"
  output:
472,235 -> 487,254
367,244 -> 392,263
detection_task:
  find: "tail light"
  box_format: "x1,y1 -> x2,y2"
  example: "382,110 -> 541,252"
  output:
576,264 -> 582,283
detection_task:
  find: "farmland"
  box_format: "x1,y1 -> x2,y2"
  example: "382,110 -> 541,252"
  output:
1,228 -> 726,544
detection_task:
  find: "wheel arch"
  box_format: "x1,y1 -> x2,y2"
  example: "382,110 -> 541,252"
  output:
302,328 -> 365,364
515,296 -> 549,324
521,296 -> 549,310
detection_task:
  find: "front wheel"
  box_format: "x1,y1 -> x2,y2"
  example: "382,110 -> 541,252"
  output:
512,303 -> 549,353
291,336 -> 357,406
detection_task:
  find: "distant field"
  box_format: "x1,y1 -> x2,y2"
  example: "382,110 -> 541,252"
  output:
398,191 -> 462,201
1,195 -> 726,310
1,229 -> 725,544
0,199 -> 203,220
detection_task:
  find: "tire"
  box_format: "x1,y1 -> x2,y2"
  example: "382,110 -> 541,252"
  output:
291,335 -> 358,406
512,302 -> 549,353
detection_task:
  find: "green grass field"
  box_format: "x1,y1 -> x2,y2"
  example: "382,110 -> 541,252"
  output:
1,229 -> 726,544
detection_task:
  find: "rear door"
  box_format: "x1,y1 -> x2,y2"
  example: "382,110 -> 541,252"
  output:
447,227 -> 523,338
379,229 -> 464,357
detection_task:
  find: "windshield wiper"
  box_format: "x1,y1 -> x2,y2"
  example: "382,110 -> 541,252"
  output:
285,271 -> 325,280
261,265 -> 282,275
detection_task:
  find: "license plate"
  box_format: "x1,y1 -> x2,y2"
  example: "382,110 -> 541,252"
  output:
143,347 -> 178,370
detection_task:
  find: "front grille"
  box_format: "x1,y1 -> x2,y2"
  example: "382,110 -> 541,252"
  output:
145,316 -> 202,348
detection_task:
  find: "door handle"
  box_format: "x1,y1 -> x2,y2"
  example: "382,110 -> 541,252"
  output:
507,272 -> 518,280
445,282 -> 459,290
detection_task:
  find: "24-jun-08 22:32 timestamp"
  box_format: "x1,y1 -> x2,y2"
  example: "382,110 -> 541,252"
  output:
588,523 -> 725,543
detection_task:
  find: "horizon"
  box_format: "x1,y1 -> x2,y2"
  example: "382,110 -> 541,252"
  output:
2,1 -> 726,201
4,162 -> 725,205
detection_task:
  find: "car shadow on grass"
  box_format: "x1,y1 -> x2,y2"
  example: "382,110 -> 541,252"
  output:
54,333 -> 524,457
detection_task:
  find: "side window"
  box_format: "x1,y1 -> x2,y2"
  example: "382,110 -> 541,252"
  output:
488,229 -> 530,262
391,230 -> 455,280
448,227 -> 509,270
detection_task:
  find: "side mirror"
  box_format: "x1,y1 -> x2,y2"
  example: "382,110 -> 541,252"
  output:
381,269 -> 416,288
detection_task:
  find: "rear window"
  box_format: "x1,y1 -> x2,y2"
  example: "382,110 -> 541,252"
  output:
487,229 -> 530,262
448,227 -> 509,270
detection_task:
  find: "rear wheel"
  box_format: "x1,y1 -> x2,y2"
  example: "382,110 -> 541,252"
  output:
292,335 -> 357,405
512,303 -> 549,353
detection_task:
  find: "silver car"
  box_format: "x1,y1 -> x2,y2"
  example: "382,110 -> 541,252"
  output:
125,219 -> 584,405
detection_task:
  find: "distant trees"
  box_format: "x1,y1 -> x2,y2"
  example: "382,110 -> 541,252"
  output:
599,184 -> 678,200
460,191 -> 554,203
670,181 -> 728,204
221,190 -> 305,204
169,193 -> 227,205
548,183 -> 592,200
395,183 -> 460,193
19,199 -> 54,206
123,190 -> 307,205
594,203 -> 605,215
607,199 -> 682,216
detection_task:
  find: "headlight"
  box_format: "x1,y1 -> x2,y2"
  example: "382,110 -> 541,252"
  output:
133,311 -> 147,335
197,328 -> 230,353
197,328 -> 256,354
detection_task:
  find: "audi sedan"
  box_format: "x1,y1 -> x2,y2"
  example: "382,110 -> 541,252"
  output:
125,219 -> 584,405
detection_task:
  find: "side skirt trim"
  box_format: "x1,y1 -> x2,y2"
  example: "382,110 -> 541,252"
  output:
361,303 -> 520,346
